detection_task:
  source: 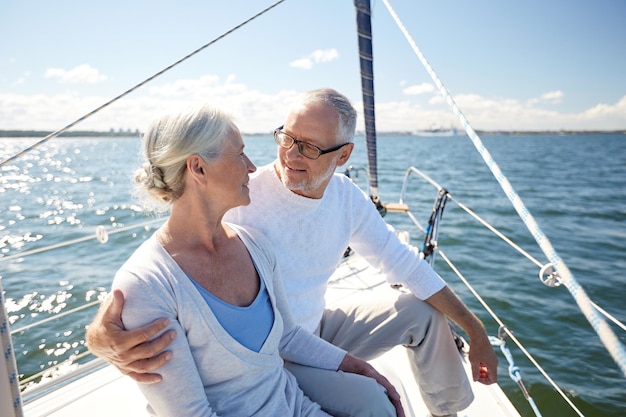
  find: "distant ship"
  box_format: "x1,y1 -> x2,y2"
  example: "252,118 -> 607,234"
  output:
413,124 -> 459,136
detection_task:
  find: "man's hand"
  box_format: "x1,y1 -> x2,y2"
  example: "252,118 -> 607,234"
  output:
425,286 -> 498,385
468,333 -> 498,385
86,289 -> 176,383
338,353 -> 405,417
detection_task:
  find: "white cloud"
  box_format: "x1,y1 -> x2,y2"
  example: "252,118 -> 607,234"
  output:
402,83 -> 435,96
445,92 -> 626,131
429,95 -> 445,105
290,58 -> 313,70
147,74 -> 222,97
1,75 -> 625,133
310,49 -> 339,63
289,49 -> 339,70
16,72 -> 30,85
0,75 -> 300,134
540,90 -> 564,103
44,64 -> 108,84
528,90 -> 564,106
359,92 -> 626,132
579,95 -> 626,129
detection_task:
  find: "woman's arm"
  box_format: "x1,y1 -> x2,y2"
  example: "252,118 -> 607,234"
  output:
114,270 -> 219,417
85,289 -> 174,383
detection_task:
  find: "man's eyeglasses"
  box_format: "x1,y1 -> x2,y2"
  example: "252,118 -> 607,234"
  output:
273,126 -> 350,160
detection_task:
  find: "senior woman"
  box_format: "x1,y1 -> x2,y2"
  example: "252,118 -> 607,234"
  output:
109,104 -> 402,417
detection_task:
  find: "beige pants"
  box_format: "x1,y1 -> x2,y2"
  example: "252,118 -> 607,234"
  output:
286,286 -> 473,416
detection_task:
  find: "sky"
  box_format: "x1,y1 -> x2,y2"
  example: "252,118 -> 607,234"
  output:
1,0 -> 625,134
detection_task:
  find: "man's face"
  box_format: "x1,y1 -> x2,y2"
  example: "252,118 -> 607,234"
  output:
274,102 -> 353,199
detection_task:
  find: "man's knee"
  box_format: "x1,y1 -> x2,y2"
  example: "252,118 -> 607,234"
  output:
395,292 -> 437,317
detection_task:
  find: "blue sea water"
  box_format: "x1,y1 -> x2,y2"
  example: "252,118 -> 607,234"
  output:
0,133 -> 624,416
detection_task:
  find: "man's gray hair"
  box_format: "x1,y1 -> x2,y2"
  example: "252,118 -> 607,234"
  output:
296,88 -> 357,143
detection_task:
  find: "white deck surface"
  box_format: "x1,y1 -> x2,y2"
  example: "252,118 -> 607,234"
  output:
22,253 -> 520,417
23,360 -> 146,417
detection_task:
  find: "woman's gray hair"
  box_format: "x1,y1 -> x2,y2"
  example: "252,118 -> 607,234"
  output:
134,104 -> 233,207
295,88 -> 357,144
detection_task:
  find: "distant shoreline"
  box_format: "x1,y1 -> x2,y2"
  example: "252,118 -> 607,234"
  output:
0,129 -> 625,138
0,130 -> 141,138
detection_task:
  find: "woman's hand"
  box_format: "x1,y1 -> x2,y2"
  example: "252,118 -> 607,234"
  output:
338,353 -> 405,417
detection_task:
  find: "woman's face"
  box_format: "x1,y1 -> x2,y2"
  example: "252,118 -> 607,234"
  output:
204,126 -> 256,210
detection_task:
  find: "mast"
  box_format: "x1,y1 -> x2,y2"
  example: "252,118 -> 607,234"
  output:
354,0 -> 384,213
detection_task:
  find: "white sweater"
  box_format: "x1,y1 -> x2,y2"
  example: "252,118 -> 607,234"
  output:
113,224 -> 344,416
225,163 -> 445,332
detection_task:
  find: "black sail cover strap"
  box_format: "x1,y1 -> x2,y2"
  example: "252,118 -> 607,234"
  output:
354,0 -> 384,215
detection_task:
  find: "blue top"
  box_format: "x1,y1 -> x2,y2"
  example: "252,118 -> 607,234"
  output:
191,275 -> 274,352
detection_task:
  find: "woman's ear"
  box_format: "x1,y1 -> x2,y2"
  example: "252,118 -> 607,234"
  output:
186,154 -> 206,182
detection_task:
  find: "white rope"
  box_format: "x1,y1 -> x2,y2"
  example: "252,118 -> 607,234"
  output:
382,0 -> 626,378
0,280 -> 23,417
489,336 -> 543,417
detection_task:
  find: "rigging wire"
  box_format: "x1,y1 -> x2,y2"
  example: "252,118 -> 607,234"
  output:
398,166 -> 625,331
0,218 -> 163,264
438,249 -> 584,416
0,0 -> 287,169
381,0 -> 626,379
10,300 -> 101,336
391,186 -> 585,414
448,195 -> 625,330
19,349 -> 94,388
391,165 -> 621,415
394,167 -> 582,413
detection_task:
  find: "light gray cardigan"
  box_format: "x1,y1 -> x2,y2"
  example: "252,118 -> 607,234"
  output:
112,224 -> 345,416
